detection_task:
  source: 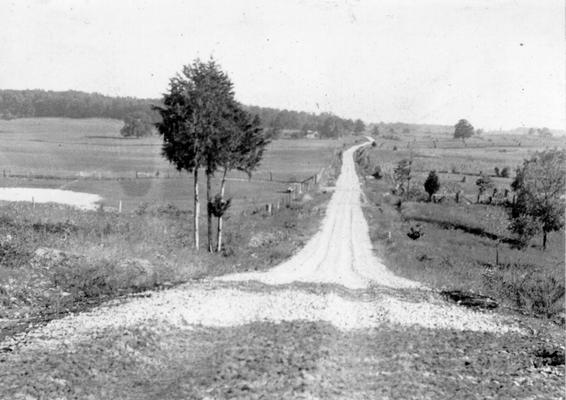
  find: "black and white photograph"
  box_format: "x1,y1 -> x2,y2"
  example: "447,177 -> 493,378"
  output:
0,0 -> 564,398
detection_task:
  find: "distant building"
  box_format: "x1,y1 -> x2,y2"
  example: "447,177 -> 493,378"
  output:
305,130 -> 320,139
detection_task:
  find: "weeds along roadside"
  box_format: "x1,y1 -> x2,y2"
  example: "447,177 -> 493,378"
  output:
0,144 -> 346,339
354,144 -> 565,325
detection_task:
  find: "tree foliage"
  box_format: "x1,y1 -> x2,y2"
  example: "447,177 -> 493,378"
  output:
120,111 -> 154,138
509,149 -> 566,249
0,89 -> 361,140
154,59 -> 266,252
0,89 -> 159,121
354,119 -> 365,134
454,119 -> 474,139
246,107 -> 361,139
214,105 -> 268,251
424,170 -> 440,201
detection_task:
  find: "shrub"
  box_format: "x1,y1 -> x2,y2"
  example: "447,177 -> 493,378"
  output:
500,166 -> 510,178
407,225 -> 423,240
424,170 -> 440,201
494,167 -> 500,177
484,264 -> 565,320
372,166 -> 383,180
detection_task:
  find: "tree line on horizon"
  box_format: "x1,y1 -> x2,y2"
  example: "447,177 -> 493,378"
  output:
0,89 -> 365,139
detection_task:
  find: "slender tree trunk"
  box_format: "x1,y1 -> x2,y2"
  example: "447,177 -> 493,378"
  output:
543,231 -> 547,250
206,171 -> 213,253
495,241 -> 500,266
193,169 -> 199,250
216,169 -> 227,253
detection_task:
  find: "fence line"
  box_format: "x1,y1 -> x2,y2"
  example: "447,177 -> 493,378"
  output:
0,168 -> 325,185
242,147 -> 344,217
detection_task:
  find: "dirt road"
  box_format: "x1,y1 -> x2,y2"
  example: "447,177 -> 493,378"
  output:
2,140 -> 561,400
218,140 -> 419,289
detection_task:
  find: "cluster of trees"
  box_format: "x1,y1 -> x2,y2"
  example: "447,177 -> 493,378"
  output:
0,89 -> 159,122
390,148 -> 564,251
246,105 -> 365,138
509,149 -> 565,249
0,89 -> 364,140
154,59 -> 268,252
394,162 -> 441,203
527,127 -> 553,138
119,111 -> 154,138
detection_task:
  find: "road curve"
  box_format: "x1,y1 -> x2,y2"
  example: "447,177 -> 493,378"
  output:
218,139 -> 420,290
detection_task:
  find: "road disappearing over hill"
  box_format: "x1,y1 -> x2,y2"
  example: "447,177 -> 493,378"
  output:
218,139 -> 420,289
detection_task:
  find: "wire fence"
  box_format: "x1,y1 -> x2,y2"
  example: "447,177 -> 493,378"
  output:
242,149 -> 343,217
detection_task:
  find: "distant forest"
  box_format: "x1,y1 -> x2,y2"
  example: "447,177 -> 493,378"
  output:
0,89 -> 365,138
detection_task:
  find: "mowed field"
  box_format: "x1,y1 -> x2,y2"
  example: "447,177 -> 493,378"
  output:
0,118 -> 351,212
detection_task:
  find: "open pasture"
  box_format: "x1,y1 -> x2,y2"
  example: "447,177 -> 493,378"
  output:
364,130 -> 565,201
0,118 -> 347,211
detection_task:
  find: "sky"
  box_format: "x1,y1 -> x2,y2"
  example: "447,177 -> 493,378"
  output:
0,0 -> 564,130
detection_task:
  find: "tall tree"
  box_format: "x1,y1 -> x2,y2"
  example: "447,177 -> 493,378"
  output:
454,119 -> 474,140
154,59 -> 236,251
509,149 -> 565,249
215,108 -> 268,252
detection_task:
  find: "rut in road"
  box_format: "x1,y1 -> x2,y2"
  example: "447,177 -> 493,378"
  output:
218,140 -> 419,290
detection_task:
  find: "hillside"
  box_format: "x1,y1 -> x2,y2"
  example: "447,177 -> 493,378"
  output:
0,89 -> 364,138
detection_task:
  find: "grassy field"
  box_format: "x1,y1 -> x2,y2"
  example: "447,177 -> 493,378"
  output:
0,179 -> 337,340
0,117 -> 356,338
0,118 -> 356,212
357,130 -> 565,322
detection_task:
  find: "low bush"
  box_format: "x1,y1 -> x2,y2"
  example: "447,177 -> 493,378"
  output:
483,264 -> 565,321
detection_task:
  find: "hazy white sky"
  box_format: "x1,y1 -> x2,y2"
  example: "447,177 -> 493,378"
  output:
1,0 -> 564,129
